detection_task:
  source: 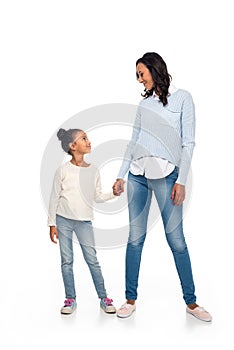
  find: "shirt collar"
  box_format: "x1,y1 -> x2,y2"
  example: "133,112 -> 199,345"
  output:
153,84 -> 178,99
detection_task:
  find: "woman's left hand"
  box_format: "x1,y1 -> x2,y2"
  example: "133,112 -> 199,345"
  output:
171,183 -> 185,206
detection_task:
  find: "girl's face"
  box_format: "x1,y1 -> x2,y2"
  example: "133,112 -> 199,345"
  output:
71,131 -> 91,154
136,62 -> 154,90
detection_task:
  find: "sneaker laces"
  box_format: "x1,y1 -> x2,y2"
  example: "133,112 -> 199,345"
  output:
103,297 -> 113,306
64,299 -> 74,307
197,307 -> 208,313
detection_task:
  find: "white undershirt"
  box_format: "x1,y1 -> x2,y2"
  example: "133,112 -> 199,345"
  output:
130,156 -> 175,179
129,85 -> 177,179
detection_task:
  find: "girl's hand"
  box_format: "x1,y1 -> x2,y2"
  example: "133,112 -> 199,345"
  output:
112,179 -> 125,196
50,226 -> 59,244
171,183 -> 185,206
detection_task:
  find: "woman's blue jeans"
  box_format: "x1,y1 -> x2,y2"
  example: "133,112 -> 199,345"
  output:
126,169 -> 196,305
56,215 -> 107,299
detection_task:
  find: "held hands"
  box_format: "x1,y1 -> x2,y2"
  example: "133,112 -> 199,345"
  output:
171,183 -> 185,206
50,226 -> 59,244
112,179 -> 125,196
112,180 -> 185,204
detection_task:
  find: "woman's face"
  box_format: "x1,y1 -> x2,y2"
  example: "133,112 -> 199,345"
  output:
136,63 -> 154,90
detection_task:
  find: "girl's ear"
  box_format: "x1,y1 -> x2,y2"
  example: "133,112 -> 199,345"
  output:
69,142 -> 76,152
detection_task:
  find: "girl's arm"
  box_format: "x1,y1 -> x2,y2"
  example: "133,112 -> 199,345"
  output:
94,169 -> 116,203
47,167 -> 62,227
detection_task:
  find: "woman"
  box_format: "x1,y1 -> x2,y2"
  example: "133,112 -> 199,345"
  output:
113,52 -> 211,322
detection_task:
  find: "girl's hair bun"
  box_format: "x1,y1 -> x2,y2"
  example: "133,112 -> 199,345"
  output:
57,128 -> 66,141
57,127 -> 83,154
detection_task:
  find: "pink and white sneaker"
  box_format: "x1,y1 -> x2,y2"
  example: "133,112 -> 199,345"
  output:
117,303 -> 136,318
186,306 -> 212,322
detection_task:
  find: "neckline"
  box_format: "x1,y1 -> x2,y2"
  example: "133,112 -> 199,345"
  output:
152,88 -> 181,100
69,161 -> 92,169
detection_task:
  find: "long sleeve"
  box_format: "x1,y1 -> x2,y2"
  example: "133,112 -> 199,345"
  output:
94,169 -> 115,202
47,167 -> 62,226
117,106 -> 141,179
176,93 -> 196,185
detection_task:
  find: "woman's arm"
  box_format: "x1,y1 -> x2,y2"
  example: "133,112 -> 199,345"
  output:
176,92 -> 196,185
117,106 -> 142,179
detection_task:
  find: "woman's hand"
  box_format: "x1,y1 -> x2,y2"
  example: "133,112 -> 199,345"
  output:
171,183 -> 185,206
112,179 -> 125,196
50,226 -> 59,244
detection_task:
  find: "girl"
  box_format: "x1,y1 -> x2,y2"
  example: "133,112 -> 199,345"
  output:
48,128 -> 116,315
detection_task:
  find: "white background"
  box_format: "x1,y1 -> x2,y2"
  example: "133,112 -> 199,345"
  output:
0,0 -> 233,349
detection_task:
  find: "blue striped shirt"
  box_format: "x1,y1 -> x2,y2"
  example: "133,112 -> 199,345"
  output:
117,89 -> 195,185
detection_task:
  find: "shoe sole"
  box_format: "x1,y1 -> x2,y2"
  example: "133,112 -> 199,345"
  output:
61,305 -> 77,315
100,304 -> 116,314
186,310 -> 212,322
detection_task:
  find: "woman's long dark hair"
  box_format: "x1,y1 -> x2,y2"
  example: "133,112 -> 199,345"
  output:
136,52 -> 172,106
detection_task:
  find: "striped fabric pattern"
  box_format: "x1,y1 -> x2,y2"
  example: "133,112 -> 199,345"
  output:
117,89 -> 195,185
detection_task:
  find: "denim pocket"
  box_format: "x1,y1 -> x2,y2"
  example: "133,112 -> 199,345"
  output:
166,167 -> 178,180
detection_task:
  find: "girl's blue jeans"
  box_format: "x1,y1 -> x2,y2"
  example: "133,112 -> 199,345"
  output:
126,169 -> 196,305
56,215 -> 107,299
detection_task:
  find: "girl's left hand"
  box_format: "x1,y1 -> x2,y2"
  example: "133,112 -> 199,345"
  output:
171,183 -> 185,206
50,226 -> 59,244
